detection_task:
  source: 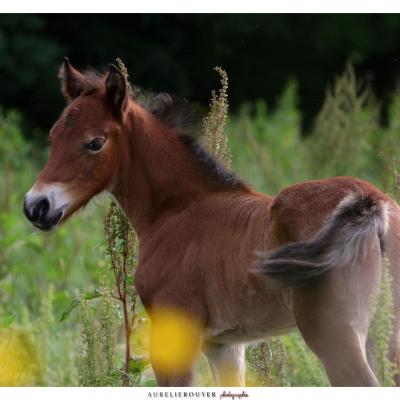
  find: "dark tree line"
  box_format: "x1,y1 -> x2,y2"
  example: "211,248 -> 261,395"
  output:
1,14 -> 400,134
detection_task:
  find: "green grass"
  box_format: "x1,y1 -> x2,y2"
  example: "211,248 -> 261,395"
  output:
0,65 -> 399,386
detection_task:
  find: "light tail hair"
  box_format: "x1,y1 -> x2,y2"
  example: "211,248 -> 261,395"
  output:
255,194 -> 389,287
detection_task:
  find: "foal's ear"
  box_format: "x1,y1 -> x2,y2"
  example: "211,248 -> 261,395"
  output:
58,57 -> 85,102
105,64 -> 128,120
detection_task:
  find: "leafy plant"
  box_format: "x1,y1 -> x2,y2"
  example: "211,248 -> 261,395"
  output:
308,63 -> 379,179
77,278 -> 119,386
104,201 -> 139,386
203,66 -> 231,167
247,339 -> 288,386
369,260 -> 397,386
283,333 -> 329,386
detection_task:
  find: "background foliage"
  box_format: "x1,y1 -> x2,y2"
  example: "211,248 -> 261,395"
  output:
2,14 -> 400,132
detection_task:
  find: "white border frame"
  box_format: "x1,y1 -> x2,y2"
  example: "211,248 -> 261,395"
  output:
0,387 -> 399,400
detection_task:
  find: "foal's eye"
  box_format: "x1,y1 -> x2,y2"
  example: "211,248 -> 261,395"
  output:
85,138 -> 105,153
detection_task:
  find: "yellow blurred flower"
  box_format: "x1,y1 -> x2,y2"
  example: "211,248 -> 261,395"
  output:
149,306 -> 202,375
0,328 -> 42,386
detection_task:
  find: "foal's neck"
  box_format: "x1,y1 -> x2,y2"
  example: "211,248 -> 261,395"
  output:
111,103 -> 241,234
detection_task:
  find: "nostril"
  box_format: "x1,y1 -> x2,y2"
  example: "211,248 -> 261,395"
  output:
32,197 -> 51,221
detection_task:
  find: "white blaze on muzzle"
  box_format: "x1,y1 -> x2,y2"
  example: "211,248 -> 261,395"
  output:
24,183 -> 71,231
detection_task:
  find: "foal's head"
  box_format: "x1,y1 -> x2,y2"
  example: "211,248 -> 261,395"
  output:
24,59 -> 129,231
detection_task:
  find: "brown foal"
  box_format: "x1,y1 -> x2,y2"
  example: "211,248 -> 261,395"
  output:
23,59 -> 400,387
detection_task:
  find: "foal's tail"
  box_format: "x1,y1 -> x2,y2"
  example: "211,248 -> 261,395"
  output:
255,193 -> 390,287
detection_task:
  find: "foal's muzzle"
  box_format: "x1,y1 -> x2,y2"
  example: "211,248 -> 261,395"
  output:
23,193 -> 64,232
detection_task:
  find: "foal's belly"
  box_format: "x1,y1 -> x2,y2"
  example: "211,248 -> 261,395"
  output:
204,287 -> 296,344
205,320 -> 296,344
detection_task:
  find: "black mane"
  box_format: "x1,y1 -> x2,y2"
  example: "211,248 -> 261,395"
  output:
137,90 -> 246,190
81,69 -> 246,190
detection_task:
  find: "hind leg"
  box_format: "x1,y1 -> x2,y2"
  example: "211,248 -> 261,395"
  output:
297,315 -> 378,386
293,241 -> 381,386
203,342 -> 245,386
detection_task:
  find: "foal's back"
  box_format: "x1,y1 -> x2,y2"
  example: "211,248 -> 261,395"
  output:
267,176 -> 391,247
